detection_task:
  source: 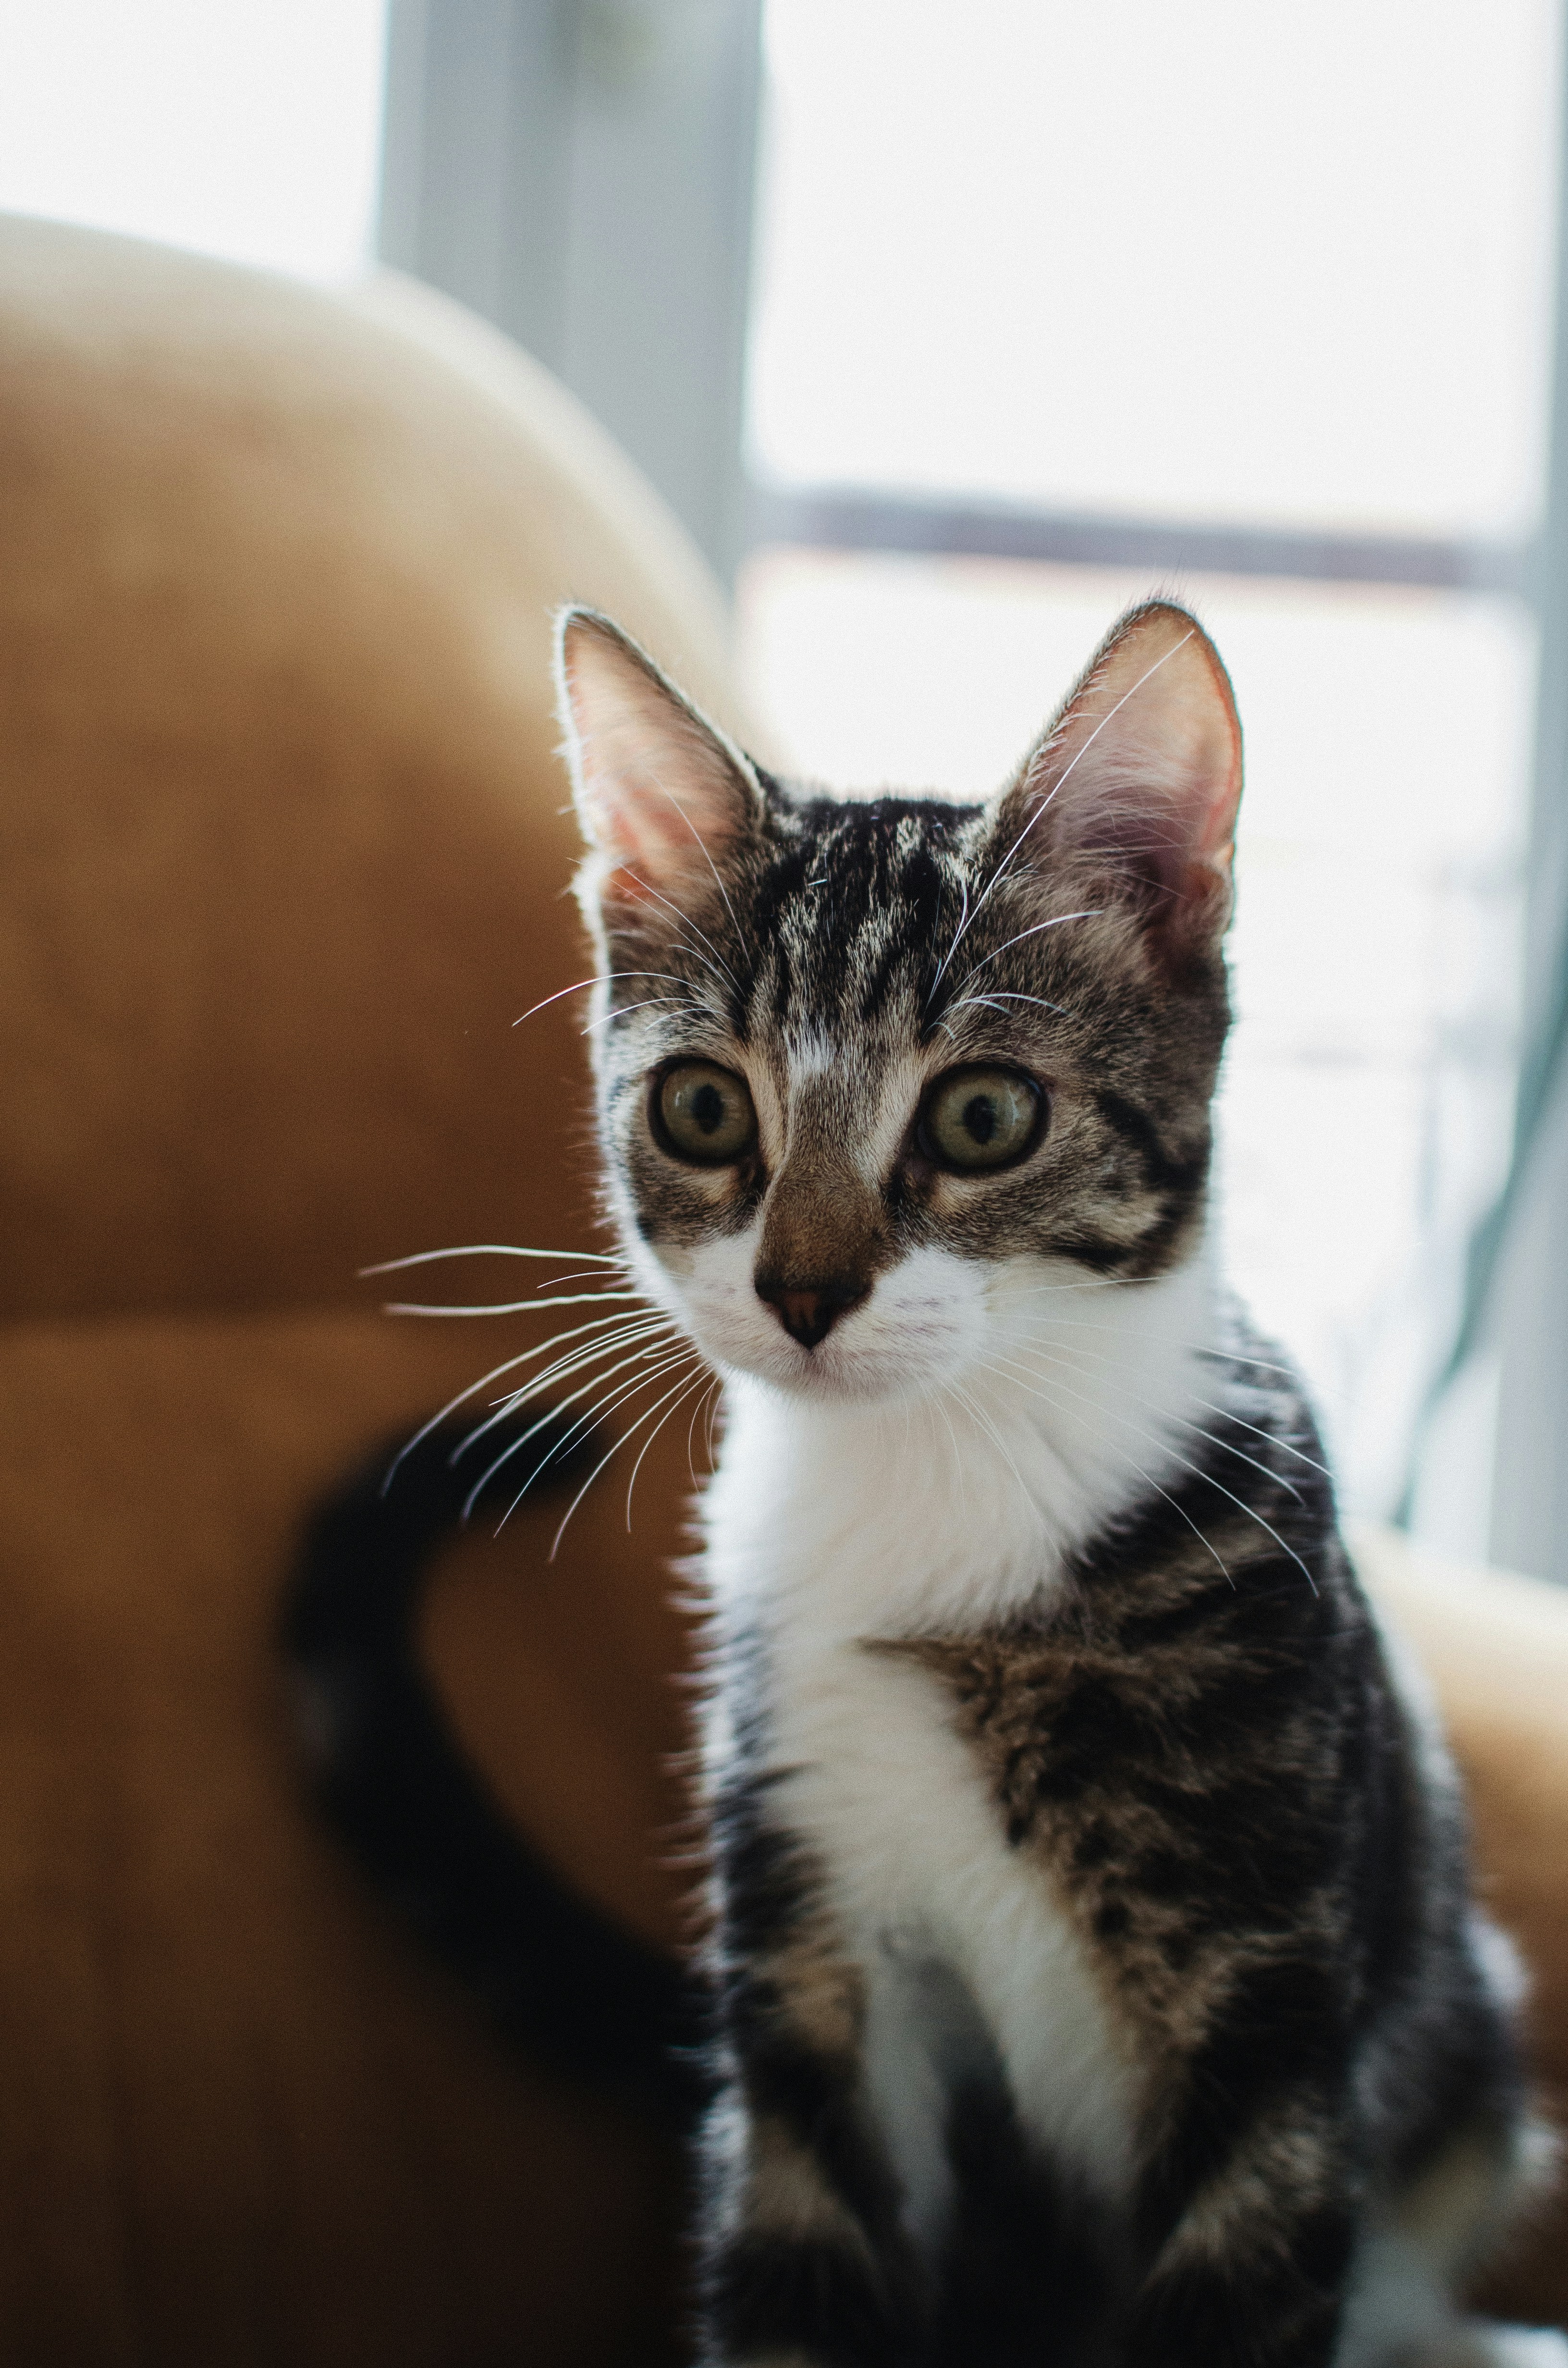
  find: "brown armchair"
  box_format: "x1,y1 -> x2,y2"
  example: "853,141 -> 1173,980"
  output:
0,212 -> 1562,2364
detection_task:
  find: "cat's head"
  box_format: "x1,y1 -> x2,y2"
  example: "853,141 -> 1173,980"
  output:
555,600 -> 1241,1407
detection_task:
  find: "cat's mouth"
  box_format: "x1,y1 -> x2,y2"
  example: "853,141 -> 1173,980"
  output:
726,1324 -> 972,1407
662,1238 -> 992,1409
734,1322 -> 948,1405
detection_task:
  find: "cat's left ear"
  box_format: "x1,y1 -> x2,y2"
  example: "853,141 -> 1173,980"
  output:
555,606 -> 764,925
993,601 -> 1242,953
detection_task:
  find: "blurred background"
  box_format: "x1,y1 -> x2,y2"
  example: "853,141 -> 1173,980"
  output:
5,0 -> 1566,1581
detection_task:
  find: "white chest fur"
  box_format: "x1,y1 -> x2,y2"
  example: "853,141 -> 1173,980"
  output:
698,1258 -> 1215,2246
767,1629 -> 1141,2245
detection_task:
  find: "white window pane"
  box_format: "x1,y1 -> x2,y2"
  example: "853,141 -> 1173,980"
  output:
749,0 -> 1559,540
738,552 -> 1533,1519
0,0 -> 388,283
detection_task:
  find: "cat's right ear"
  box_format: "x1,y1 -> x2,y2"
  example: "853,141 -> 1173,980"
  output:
992,601 -> 1243,957
554,607 -> 763,928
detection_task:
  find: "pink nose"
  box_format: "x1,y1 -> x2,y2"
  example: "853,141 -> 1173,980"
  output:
754,1276 -> 866,1350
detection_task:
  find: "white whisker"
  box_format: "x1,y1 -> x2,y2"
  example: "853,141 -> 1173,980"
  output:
584,996 -> 699,1032
972,1356 -> 1234,1587
480,1315 -> 681,1417
518,1345 -> 700,1507
436,1317 -> 679,1468
377,1309 -> 661,1492
946,1378 -> 1038,1520
996,1343 -> 1305,1507
511,971 -> 702,1027
625,1358 -> 718,1528
543,1357 -> 709,1556
686,1373 -> 722,1487
949,909 -> 1104,995
450,1332 -> 680,1479
638,760 -> 755,964
623,873 -> 741,994
362,1243 -> 619,1275
1006,1303 -> 1294,1373
984,1348 -> 1315,1593
383,1290 -> 645,1317
943,990 -> 1074,1025
469,1341 -> 695,1520
1008,1322 -> 1329,1477
1003,1273 -> 1162,1299
536,1268 -> 635,1293
457,1317 -> 681,1459
930,1387 -> 968,1512
926,871 -> 968,994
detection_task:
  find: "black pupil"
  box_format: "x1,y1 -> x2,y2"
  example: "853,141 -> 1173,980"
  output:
963,1093 -> 998,1145
691,1081 -> 726,1134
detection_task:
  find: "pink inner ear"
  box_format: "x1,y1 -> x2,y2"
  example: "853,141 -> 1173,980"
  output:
581,739 -> 709,873
1015,605 -> 1243,936
558,610 -> 759,911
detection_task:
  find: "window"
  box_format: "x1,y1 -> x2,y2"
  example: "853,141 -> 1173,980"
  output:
0,0 -> 387,282
738,0 -> 1560,1554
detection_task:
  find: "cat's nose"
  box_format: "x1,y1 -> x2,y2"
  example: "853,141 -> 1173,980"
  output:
754,1273 -> 868,1350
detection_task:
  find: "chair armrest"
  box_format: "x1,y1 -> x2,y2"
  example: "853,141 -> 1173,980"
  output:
1352,1522 -> 1568,2324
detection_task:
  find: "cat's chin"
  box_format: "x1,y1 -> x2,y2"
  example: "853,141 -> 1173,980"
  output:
719,1338 -> 953,1409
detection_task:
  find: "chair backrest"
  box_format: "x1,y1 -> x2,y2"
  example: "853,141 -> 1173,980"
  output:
0,214 -> 748,1322
0,212 -> 740,2368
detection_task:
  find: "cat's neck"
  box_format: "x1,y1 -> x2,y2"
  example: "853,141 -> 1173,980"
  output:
702,1241 -> 1220,1637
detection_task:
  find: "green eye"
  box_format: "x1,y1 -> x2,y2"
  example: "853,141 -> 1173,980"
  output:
654,1061 -> 758,1166
919,1066 -> 1043,1172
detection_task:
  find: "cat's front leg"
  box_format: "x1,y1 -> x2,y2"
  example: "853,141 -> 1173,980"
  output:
696,2074 -> 917,2368
696,1809 -> 920,2368
1125,2071 -> 1358,2368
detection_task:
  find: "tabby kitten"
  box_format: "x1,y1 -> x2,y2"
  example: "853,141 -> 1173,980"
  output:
555,599 -> 1561,2368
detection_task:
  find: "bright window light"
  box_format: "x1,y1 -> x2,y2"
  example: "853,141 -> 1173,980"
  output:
739,553 -> 1534,1531
0,0 -> 388,282
750,0 -> 1559,540
743,0 -> 1555,1550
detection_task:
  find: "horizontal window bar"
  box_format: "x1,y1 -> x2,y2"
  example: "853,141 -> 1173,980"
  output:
745,479 -> 1534,597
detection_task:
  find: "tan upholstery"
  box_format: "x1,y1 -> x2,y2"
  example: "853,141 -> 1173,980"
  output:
1353,1526 -> 1568,2327
0,212 -> 726,2368
0,210 -> 1563,2362
0,217 -> 745,1322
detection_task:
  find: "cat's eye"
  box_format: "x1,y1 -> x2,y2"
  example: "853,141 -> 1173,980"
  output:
918,1066 -> 1044,1173
653,1061 -> 758,1166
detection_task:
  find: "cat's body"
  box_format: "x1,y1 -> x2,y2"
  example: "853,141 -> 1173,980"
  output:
555,601 -> 1562,2367
698,1327 -> 1525,2368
